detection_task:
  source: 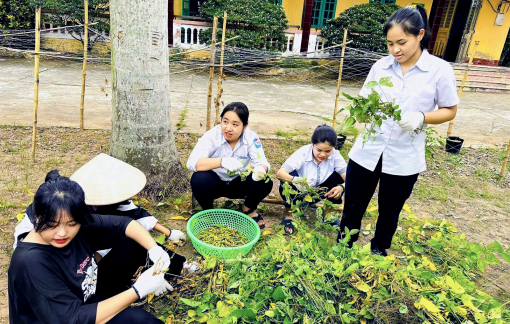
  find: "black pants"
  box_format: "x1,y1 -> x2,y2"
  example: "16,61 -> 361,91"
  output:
190,170 -> 273,210
338,156 -> 418,249
96,237 -> 186,301
106,307 -> 163,323
278,171 -> 344,208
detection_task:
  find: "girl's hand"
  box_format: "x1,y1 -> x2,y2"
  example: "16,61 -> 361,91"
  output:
397,112 -> 425,131
325,186 -> 344,199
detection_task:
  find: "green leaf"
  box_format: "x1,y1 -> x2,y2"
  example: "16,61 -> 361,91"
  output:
180,298 -> 202,307
156,234 -> 166,245
378,76 -> 393,87
365,81 -> 378,89
502,252 -> 510,263
342,92 -> 354,100
357,282 -> 371,292
487,240 -> 504,253
343,116 -> 356,129
304,195 -> 313,202
230,309 -> 245,319
272,286 -> 286,301
399,304 -> 408,314
265,310 -> 275,318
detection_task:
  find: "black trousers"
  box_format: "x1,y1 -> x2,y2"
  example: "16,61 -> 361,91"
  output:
96,237 -> 186,306
278,171 -> 344,208
190,170 -> 273,210
338,156 -> 418,249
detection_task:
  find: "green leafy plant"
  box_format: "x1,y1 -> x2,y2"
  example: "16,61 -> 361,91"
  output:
281,180 -> 329,218
341,76 -> 402,144
425,126 -> 446,158
226,165 -> 271,183
321,3 -> 401,53
0,0 -> 34,29
199,0 -> 288,51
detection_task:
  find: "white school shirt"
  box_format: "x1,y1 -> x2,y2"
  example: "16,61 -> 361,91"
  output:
281,144 -> 347,187
349,50 -> 459,176
186,125 -> 271,182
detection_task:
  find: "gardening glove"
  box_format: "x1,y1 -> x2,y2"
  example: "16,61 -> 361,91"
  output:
167,229 -> 187,242
251,165 -> 267,181
292,176 -> 313,193
183,261 -> 200,273
148,245 -> 171,271
154,279 -> 174,297
397,112 -> 425,132
133,266 -> 166,298
221,157 -> 243,172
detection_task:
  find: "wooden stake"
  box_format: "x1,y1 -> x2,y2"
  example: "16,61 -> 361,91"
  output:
447,41 -> 479,137
332,29 -> 348,129
214,11 -> 227,126
499,140 -> 510,182
32,6 -> 41,162
80,0 -> 89,131
206,16 -> 218,131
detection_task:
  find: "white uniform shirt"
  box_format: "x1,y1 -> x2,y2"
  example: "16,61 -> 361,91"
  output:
186,125 -> 271,182
349,50 -> 459,176
281,144 -> 347,187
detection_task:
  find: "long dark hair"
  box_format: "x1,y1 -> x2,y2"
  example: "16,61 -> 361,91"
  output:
33,171 -> 93,232
220,102 -> 249,126
311,124 -> 337,147
383,5 -> 431,49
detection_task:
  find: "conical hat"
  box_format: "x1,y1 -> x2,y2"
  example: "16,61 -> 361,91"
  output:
70,153 -> 147,206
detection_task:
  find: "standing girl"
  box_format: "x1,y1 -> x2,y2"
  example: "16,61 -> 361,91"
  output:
276,125 -> 347,235
187,102 -> 272,229
338,5 -> 459,256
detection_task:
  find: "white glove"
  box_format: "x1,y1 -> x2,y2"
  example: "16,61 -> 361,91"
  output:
154,279 -> 174,297
397,112 -> 425,131
251,165 -> 267,181
183,261 -> 200,273
167,229 -> 186,242
221,157 -> 243,172
133,265 -> 165,298
148,245 -> 171,271
292,176 -> 314,193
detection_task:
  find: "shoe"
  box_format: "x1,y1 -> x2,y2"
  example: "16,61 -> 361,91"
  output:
371,246 -> 388,257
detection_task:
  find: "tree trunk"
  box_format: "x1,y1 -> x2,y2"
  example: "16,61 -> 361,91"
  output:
110,0 -> 187,199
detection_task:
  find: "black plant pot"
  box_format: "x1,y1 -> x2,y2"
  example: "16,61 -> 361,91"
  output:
336,134 -> 347,150
445,136 -> 464,154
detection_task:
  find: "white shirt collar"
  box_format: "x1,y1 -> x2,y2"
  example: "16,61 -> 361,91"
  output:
383,49 -> 431,72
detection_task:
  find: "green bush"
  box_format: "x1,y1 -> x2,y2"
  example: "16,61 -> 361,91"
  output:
0,0 -> 34,29
321,3 -> 400,53
199,0 -> 288,52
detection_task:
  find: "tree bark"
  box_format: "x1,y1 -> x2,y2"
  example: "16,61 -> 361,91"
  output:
110,0 -> 187,199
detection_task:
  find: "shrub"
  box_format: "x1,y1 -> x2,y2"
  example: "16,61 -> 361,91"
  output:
199,0 -> 288,52
321,3 -> 400,53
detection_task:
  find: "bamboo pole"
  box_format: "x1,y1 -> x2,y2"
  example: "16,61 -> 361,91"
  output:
214,11 -> 228,126
32,6 -> 41,162
206,16 -> 218,131
499,140 -> 510,182
332,29 -> 348,129
80,0 -> 88,131
447,41 -> 479,137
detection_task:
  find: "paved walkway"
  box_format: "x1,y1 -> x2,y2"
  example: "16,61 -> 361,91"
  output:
1,57 -> 509,146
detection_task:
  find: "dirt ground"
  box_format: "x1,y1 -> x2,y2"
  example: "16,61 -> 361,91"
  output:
0,125 -> 509,322
1,56 -> 510,146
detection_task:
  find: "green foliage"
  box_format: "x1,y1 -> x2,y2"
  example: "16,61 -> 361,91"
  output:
160,205 -> 510,323
425,126 -> 446,158
0,0 -> 34,29
28,0 -> 109,49
199,0 -> 288,51
341,76 -> 402,145
321,3 -> 400,53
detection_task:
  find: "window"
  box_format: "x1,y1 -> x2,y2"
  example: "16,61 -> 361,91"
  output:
272,0 -> 282,5
369,0 -> 396,3
311,0 -> 337,28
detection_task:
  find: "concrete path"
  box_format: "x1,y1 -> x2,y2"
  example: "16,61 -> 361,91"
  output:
1,57 -> 509,146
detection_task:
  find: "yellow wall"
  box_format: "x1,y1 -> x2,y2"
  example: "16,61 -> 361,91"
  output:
282,0 -> 306,28
174,0 -> 182,16
42,38 -> 110,54
471,3 -> 510,63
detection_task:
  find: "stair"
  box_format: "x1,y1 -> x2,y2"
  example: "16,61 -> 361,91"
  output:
452,63 -> 510,93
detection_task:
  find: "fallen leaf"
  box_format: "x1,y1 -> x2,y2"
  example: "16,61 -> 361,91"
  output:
170,216 -> 189,220
262,230 -> 272,236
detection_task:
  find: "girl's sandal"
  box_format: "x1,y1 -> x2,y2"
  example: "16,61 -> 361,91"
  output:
243,208 -> 265,229
280,219 -> 295,236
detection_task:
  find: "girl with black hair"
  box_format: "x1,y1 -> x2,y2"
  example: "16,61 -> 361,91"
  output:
276,125 -> 347,235
187,102 -> 273,229
8,173 -> 171,323
338,5 -> 459,256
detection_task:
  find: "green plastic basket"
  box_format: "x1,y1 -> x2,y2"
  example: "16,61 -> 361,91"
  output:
187,209 -> 261,259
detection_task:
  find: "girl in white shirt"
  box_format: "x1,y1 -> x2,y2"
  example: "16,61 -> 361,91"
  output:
277,125 -> 347,235
187,102 -> 272,229
338,5 -> 459,256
